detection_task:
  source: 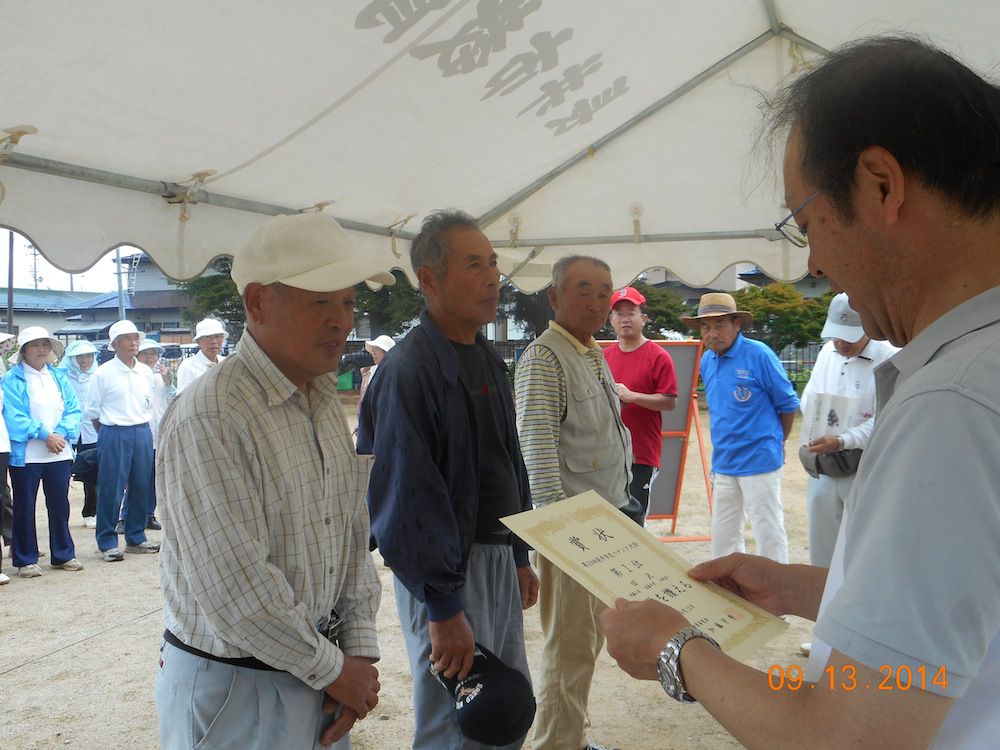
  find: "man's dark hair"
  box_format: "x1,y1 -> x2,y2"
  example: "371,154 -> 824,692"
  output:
770,36 -> 1000,220
410,209 -> 479,279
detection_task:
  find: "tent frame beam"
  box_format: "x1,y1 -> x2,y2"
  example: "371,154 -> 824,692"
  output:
477,29 -> 777,230
4,152 -> 408,239
4,18 -> 828,253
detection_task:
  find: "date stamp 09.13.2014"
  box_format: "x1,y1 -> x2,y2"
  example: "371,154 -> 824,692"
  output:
767,663 -> 949,692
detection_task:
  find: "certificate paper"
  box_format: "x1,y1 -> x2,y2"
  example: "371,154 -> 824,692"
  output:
502,491 -> 787,660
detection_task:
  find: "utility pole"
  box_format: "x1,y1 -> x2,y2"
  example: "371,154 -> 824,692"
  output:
6,230 -> 13,333
115,247 -> 126,320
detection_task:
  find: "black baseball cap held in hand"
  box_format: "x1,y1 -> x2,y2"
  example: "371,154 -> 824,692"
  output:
430,643 -> 536,745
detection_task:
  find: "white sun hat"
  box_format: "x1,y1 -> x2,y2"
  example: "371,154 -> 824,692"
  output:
193,318 -> 229,341
106,320 -> 146,350
16,326 -> 64,363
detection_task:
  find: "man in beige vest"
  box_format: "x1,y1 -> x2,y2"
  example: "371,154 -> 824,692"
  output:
515,255 -> 633,750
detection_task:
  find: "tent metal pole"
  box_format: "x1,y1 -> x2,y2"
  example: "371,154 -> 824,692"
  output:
762,0 -> 782,34
3,153 -> 414,240
492,229 -> 779,248
477,30 -> 776,230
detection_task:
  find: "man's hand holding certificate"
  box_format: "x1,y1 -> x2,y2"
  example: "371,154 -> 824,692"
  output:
502,491 -> 786,660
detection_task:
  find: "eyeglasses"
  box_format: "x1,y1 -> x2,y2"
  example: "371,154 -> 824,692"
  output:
774,189 -> 822,247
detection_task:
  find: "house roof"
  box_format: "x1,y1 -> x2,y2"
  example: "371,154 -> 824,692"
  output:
52,320 -> 111,336
1,288 -> 102,312
64,289 -> 191,312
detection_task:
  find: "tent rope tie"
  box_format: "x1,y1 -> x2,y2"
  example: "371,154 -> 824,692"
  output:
176,170 -> 217,223
0,125 -> 38,207
388,214 -> 415,259
630,202 -> 644,244
301,200 -> 337,213
508,215 -> 521,248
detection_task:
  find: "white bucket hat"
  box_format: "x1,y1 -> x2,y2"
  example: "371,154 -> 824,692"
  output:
106,320 -> 146,350
137,339 -> 165,355
232,212 -> 396,294
821,293 -> 865,342
16,326 -> 64,364
194,318 -> 229,341
365,335 -> 396,356
64,339 -> 99,358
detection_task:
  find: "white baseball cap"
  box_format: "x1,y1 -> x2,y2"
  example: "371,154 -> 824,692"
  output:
821,293 -> 865,342
194,318 -> 229,341
232,212 -> 396,294
16,326 -> 64,363
106,320 -> 146,350
365,335 -> 396,355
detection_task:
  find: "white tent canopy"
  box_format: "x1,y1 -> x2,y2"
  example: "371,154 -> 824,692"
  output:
2,1 -> 998,292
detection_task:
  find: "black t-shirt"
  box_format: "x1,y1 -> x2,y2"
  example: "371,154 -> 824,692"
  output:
450,340 -> 521,540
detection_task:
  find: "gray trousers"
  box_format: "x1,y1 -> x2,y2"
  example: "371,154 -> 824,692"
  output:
395,543 -> 530,750
807,473 -> 855,567
155,640 -> 350,750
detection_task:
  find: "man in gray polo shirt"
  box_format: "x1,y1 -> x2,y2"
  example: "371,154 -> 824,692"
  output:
597,37 -> 1000,749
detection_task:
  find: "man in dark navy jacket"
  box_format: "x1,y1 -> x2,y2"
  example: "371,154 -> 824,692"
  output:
357,209 -> 537,749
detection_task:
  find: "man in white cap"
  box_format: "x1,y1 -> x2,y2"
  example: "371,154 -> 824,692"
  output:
156,212 -> 393,749
799,293 -> 897,568
113,339 -> 173,532
357,334 -> 394,409
84,319 -> 159,562
682,293 -> 799,563
175,318 -> 228,393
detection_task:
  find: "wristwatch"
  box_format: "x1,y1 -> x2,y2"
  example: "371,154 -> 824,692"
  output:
656,626 -> 721,703
836,434 -> 845,450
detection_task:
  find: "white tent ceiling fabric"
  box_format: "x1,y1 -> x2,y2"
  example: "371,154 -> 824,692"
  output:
1,1 -> 998,292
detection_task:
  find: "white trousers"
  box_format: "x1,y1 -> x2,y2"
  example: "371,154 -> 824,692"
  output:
710,469 -> 788,563
806,473 -> 855,567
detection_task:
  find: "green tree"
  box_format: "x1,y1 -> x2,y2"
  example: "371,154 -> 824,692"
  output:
732,282 -> 832,353
355,270 -> 425,337
174,257 -> 244,338
500,285 -> 553,340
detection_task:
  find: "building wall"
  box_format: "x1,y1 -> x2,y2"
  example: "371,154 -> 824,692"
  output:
2,310 -> 76,335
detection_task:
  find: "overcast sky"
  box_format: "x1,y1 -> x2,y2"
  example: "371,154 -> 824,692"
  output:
2,229 -> 122,293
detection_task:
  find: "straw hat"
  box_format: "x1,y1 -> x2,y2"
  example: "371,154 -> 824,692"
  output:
681,292 -> 752,329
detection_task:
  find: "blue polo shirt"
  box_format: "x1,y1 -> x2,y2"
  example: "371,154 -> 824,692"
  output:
700,333 -> 800,476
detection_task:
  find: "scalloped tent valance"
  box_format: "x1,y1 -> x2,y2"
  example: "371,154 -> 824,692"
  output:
2,1 -> 997,293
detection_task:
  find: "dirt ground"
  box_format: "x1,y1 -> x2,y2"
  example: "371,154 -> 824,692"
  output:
0,405 -> 816,750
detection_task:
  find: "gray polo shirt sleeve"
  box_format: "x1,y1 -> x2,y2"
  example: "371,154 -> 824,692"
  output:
814,386 -> 1000,697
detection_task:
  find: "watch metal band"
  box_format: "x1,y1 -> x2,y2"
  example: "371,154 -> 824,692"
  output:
656,626 -> 721,703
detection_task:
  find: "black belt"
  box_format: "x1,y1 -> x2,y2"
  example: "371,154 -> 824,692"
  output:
475,530 -> 513,546
163,630 -> 280,672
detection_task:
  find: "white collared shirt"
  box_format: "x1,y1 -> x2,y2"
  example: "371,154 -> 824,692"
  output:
84,356 -> 154,426
175,350 -> 224,393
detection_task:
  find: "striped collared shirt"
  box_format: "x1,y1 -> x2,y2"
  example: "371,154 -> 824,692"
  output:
157,331 -> 380,689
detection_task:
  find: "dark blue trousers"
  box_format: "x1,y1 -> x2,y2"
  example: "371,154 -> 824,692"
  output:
96,423 -> 153,551
10,460 -> 75,567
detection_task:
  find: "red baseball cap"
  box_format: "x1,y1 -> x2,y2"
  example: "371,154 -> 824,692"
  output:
612,286 -> 646,308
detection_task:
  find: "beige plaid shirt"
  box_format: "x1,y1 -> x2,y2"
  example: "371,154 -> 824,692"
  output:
157,331 -> 380,689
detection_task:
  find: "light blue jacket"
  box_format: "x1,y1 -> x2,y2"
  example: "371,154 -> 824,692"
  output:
2,363 -> 81,466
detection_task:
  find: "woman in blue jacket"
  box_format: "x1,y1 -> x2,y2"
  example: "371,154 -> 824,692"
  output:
2,327 -> 82,577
